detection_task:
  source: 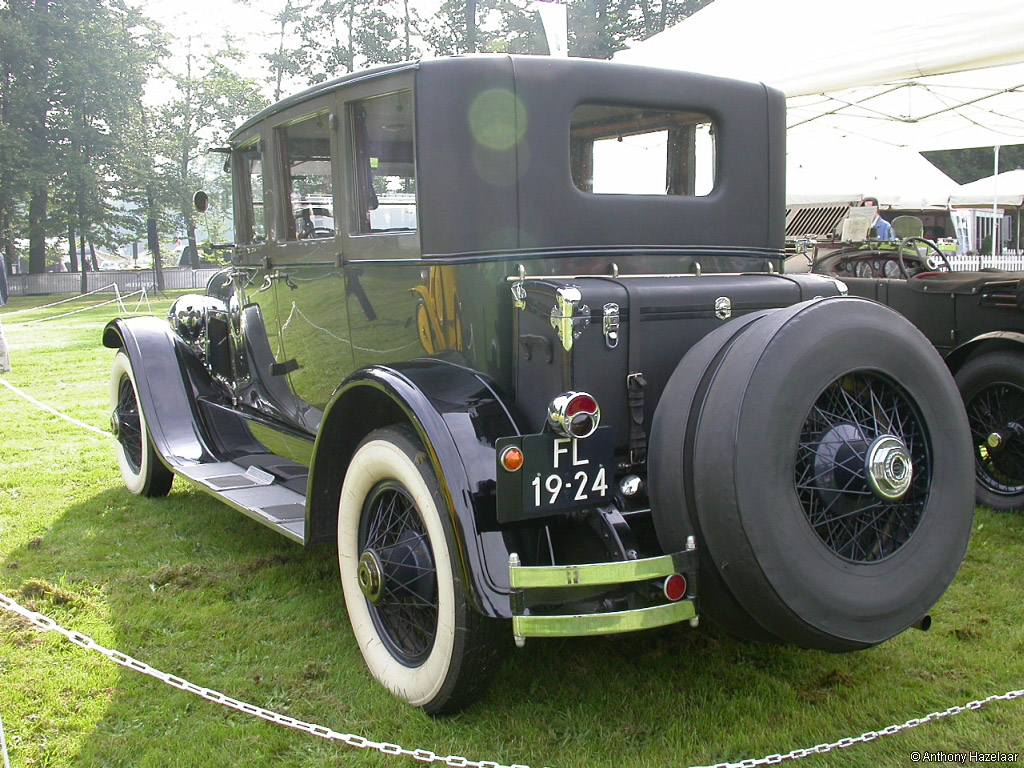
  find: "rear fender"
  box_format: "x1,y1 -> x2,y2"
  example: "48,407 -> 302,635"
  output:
307,360 -> 522,617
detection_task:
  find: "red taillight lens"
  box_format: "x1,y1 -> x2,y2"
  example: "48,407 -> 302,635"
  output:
663,574 -> 687,602
566,394 -> 598,417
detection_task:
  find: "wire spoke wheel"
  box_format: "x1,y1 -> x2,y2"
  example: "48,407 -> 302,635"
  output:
796,372 -> 930,563
965,382 -> 1024,496
358,482 -> 438,666
114,376 -> 144,472
108,351 -> 173,497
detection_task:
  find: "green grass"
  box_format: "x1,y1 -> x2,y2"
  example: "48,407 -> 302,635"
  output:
1,291 -> 1023,767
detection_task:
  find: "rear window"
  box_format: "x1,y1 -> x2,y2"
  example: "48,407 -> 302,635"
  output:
570,104 -> 715,196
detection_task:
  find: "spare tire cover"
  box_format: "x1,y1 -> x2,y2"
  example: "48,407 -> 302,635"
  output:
689,297 -> 972,651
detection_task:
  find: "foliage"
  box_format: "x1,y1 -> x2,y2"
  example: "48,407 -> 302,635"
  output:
148,36 -> 268,267
923,144 -> 1024,185
0,0 -> 158,273
1,294 -> 1023,766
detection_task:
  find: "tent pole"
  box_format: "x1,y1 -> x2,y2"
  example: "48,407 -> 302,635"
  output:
993,145 -> 1001,257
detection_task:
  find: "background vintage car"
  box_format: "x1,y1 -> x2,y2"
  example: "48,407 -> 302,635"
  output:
105,55 -> 975,713
812,232 -> 1024,511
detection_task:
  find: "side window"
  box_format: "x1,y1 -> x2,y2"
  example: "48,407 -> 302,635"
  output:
234,142 -> 265,245
278,111 -> 335,240
570,104 -> 716,197
351,91 -> 416,234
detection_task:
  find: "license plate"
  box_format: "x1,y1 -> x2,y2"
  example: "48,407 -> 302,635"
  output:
496,427 -> 615,523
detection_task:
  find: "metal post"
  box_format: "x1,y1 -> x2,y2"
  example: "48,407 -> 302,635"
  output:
993,145 -> 1001,259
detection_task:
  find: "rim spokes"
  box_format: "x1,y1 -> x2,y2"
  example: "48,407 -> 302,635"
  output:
967,383 -> 1024,495
359,483 -> 438,664
795,373 -> 930,563
115,377 -> 143,471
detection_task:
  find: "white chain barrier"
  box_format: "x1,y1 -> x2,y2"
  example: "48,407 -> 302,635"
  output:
1,310 -> 1022,765
0,708 -> 10,768
2,593 -> 1022,768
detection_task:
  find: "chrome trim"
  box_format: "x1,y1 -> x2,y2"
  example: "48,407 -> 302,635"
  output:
714,296 -> 732,320
509,552 -> 679,589
602,302 -> 619,348
512,601 -> 695,638
549,286 -> 589,351
866,434 -> 913,501
546,391 -> 600,439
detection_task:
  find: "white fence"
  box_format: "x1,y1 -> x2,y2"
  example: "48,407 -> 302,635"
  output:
6,267 -> 223,297
949,250 -> 1024,272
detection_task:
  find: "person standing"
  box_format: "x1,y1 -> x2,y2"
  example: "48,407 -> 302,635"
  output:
862,196 -> 896,241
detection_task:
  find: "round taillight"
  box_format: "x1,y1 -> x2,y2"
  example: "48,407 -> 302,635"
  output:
663,574 -> 687,602
500,446 -> 524,472
566,394 -> 598,417
547,391 -> 601,439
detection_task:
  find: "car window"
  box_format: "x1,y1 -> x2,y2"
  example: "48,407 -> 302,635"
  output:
570,104 -> 715,196
351,90 -> 416,234
237,142 -> 266,244
278,111 -> 336,240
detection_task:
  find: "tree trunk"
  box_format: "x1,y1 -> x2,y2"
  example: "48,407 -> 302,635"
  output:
28,185 -> 47,273
79,234 -> 87,294
403,0 -> 412,60
148,188 -> 164,290
466,0 -> 477,53
87,237 -> 99,271
67,221 -> 78,272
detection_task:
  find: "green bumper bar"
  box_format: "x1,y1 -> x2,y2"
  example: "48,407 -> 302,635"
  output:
513,600 -> 695,638
508,551 -> 697,641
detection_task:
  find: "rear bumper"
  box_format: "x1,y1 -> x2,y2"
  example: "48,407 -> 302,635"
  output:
508,547 -> 698,644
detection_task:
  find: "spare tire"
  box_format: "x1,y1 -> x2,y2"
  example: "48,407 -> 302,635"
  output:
649,310 -> 781,643
653,297 -> 974,651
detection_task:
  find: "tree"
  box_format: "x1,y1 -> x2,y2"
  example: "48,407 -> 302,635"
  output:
151,36 -> 268,269
0,0 -> 156,275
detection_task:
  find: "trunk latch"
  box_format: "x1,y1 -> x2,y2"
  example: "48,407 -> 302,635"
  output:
603,303 -> 620,348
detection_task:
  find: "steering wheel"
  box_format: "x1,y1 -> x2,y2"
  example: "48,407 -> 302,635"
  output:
897,237 -> 952,278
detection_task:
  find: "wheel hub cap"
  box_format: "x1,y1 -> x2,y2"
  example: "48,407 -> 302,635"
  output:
109,411 -> 122,439
357,550 -> 384,604
866,435 -> 913,501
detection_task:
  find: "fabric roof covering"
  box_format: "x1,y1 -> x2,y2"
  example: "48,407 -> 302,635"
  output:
945,169 -> 1024,207
616,0 -> 1024,98
617,0 -> 1024,151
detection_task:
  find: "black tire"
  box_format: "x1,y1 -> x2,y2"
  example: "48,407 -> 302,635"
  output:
654,298 -> 973,652
109,351 -> 174,497
649,310 -> 781,643
337,425 -> 504,714
955,351 -> 1024,510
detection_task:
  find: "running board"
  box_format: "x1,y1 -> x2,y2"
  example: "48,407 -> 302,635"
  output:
176,461 -> 308,544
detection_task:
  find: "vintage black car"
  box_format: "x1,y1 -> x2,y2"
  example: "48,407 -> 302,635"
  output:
105,56 -> 975,714
813,235 -> 1024,511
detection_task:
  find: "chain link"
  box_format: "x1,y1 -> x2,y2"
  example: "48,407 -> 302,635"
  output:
3,592 -> 1023,768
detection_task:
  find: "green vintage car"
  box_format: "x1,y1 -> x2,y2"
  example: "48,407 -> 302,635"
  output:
106,56 -> 974,713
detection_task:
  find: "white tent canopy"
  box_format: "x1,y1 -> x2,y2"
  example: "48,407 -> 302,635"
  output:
618,0 -> 1024,151
617,0 -> 1024,208
947,169 -> 1024,207
785,133 -> 959,206
616,0 -> 1024,99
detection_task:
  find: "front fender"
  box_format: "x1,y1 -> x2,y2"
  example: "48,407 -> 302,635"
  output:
103,317 -> 213,467
307,359 -> 523,618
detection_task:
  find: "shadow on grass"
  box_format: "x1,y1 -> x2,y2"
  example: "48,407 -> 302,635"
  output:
5,483 -> 1024,767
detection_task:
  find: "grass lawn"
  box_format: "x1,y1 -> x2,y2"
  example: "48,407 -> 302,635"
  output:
1,290 -> 1023,768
